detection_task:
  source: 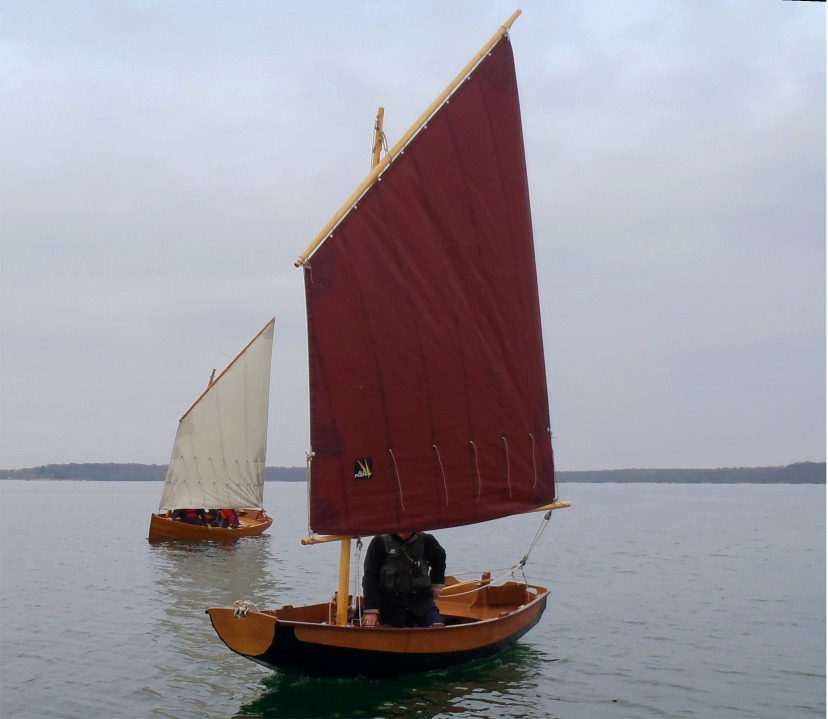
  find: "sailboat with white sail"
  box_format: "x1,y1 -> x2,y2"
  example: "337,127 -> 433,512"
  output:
207,10 -> 568,676
148,319 -> 275,542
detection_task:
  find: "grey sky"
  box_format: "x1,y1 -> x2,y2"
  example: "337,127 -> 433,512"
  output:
1,0 -> 824,471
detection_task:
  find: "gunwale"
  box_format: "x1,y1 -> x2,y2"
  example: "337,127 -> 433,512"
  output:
147,510 -> 272,542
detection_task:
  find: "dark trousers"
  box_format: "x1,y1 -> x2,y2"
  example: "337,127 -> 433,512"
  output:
380,602 -> 443,628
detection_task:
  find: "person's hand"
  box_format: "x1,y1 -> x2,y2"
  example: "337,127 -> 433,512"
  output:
432,587 -> 443,598
362,613 -> 379,627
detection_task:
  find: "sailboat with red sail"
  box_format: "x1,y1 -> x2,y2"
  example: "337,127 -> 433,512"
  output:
207,10 -> 568,677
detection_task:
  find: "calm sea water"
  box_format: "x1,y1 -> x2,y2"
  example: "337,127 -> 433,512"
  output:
0,481 -> 824,719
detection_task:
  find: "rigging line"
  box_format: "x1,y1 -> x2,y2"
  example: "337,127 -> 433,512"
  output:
441,567 -> 522,598
529,433 -> 538,489
548,427 -> 558,501
305,451 -> 314,536
243,459 -> 258,506
371,128 -> 389,165
253,458 -> 265,505
513,509 -> 553,572
470,440 -> 482,502
351,537 -> 364,623
452,566 -> 513,579
432,444 -> 450,505
501,435 -> 513,498
388,448 -> 407,511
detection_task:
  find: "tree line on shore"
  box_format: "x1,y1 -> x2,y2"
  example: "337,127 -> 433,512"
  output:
0,461 -> 824,483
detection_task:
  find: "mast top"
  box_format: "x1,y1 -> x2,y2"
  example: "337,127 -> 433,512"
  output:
294,10 -> 522,268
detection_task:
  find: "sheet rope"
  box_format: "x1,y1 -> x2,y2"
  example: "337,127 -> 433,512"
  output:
445,509 -> 554,597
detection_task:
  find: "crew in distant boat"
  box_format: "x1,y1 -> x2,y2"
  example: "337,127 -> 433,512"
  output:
212,508 -> 240,529
170,508 -> 208,525
361,531 -> 446,628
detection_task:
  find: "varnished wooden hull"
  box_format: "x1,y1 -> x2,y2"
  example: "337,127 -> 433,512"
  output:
147,510 -> 272,542
206,578 -> 548,678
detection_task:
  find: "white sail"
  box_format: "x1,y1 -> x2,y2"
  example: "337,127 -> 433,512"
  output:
158,319 -> 275,512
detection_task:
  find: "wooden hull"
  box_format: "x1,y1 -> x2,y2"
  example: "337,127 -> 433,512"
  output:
206,578 -> 548,678
147,510 -> 272,542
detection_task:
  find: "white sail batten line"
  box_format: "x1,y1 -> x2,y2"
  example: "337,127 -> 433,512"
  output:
501,436 -> 513,498
529,433 -> 538,489
178,317 -> 276,422
432,444 -> 450,505
388,448 -> 407,512
470,440 -> 482,502
293,9 -> 523,267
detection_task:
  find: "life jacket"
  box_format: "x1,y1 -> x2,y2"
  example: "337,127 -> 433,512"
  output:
380,533 -> 432,595
183,508 -> 198,519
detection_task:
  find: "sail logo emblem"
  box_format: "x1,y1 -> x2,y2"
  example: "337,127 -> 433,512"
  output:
354,458 -> 373,480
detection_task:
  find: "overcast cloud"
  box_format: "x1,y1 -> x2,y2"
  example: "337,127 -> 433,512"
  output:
1,0 -> 824,471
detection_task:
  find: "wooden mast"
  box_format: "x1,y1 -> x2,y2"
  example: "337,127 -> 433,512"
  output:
329,105 -> 388,627
294,9 -> 522,267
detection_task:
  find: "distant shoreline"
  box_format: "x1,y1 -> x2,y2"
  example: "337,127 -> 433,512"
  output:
0,462 -> 824,484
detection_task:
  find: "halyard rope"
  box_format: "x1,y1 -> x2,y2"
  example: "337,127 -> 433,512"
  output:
351,538 -> 364,624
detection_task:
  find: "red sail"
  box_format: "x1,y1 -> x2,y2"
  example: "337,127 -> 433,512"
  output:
303,36 -> 555,536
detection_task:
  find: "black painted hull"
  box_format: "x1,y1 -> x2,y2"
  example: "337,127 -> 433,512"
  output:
207,582 -> 549,679
255,604 -> 543,677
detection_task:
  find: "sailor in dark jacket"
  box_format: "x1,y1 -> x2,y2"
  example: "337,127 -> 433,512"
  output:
361,531 -> 446,628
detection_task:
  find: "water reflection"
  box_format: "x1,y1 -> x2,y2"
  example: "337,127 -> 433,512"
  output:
234,644 -> 554,719
149,536 -> 282,609
146,537 -> 285,718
